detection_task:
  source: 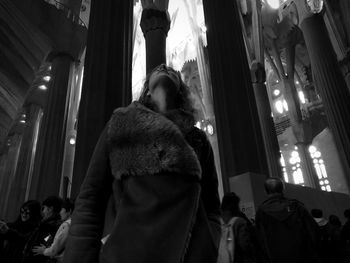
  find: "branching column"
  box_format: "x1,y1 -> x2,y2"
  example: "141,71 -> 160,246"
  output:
287,1 -> 350,188
251,61 -> 282,178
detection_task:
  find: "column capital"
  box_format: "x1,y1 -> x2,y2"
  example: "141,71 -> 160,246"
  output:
279,0 -> 324,26
140,8 -> 171,36
250,61 -> 266,84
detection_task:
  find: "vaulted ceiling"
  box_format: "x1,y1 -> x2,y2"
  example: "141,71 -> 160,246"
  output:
0,0 -> 86,146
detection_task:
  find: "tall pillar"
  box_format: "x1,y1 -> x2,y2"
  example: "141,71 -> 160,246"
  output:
203,0 -> 269,192
283,43 -> 320,188
5,104 -> 42,219
140,7 -> 170,73
290,3 -> 350,188
29,54 -> 72,201
251,61 -> 282,178
0,132 -> 22,220
296,142 -> 320,188
71,0 -> 133,198
339,52 -> 350,93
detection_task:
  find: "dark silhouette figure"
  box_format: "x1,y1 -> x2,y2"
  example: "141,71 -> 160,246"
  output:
22,196 -> 63,263
255,178 -> 322,263
0,200 -> 41,263
219,192 -> 257,263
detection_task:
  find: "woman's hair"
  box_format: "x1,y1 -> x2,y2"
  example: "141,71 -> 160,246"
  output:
62,198 -> 75,213
221,192 -> 240,214
42,196 -> 63,214
17,200 -> 41,223
138,64 -> 196,118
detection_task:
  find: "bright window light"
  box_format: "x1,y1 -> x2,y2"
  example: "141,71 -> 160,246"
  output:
298,91 -> 306,104
275,100 -> 284,113
273,89 -> 280,96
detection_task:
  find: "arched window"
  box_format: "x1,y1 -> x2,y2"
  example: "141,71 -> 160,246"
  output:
289,148 -> 304,185
309,145 -> 331,192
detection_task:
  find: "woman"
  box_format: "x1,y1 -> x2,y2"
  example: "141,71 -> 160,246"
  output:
63,64 -> 221,263
0,200 -> 41,263
219,193 -> 257,263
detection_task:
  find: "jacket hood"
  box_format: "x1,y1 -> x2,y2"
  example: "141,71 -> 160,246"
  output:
259,194 -> 302,222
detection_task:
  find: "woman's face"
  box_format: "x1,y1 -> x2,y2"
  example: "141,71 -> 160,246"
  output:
20,207 -> 31,222
59,208 -> 71,221
147,71 -> 178,113
147,83 -> 167,113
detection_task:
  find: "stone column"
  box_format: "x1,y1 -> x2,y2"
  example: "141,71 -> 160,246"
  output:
339,52 -> 350,93
140,6 -> 170,74
5,104 -> 42,219
0,132 -> 22,220
203,0 -> 269,192
282,43 -> 320,188
286,1 -> 350,188
71,0 -> 133,198
296,142 -> 320,188
251,61 -> 282,178
29,54 -> 73,201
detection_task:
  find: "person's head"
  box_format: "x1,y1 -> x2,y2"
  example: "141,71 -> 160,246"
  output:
344,209 -> 350,220
329,215 -> 341,227
139,64 -> 195,116
41,196 -> 63,220
264,177 -> 284,195
221,192 -> 241,215
20,200 -> 41,223
60,199 -> 74,221
311,209 -> 323,219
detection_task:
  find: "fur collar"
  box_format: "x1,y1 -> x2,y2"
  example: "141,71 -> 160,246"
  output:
107,102 -> 201,180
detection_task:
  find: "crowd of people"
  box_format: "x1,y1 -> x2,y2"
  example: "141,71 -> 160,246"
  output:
1,179 -> 349,263
0,196 -> 74,263
218,178 -> 350,263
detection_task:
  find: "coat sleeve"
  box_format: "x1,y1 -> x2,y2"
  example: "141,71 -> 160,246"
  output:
63,126 -> 113,263
234,218 -> 255,254
196,131 -> 221,247
255,210 -> 271,263
199,133 -> 221,223
43,222 -> 69,257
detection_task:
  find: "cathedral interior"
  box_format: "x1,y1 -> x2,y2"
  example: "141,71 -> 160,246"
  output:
0,0 -> 350,222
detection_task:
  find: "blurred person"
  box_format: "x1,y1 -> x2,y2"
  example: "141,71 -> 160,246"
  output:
33,199 -> 74,262
0,200 -> 41,263
22,196 -> 63,263
327,215 -> 345,263
63,64 -> 221,263
311,208 -> 331,262
218,192 -> 257,263
255,178 -> 322,263
341,209 -> 350,260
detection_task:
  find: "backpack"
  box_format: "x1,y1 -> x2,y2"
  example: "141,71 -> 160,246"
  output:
217,217 -> 238,263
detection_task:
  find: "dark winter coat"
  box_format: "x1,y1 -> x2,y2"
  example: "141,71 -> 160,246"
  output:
63,102 -> 221,263
231,217 -> 257,263
0,220 -> 39,263
22,214 -> 62,263
255,194 -> 322,263
0,201 -> 41,263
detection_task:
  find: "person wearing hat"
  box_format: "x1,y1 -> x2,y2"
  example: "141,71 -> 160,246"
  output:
63,64 -> 221,263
